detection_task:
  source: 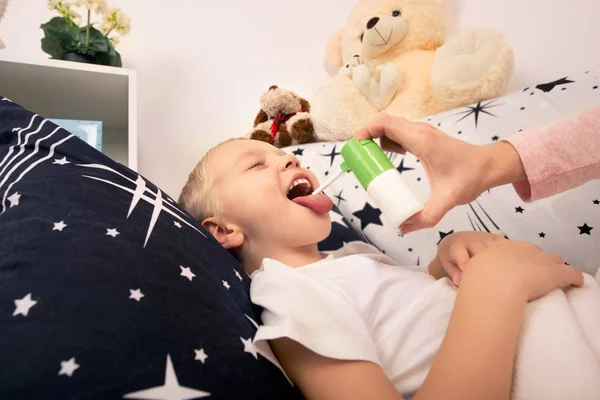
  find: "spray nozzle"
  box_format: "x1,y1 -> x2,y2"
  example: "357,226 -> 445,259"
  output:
311,138 -> 392,195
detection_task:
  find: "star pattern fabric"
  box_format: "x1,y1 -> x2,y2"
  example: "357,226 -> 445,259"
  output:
58,358 -> 80,377
53,221 -> 67,231
13,293 -> 37,317
123,355 -> 210,400
129,289 -> 145,302
0,98 -> 302,399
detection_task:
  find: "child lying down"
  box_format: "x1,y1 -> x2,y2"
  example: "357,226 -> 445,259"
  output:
179,138 -> 600,400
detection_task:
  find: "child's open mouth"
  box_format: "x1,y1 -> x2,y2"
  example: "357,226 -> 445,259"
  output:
286,175 -> 333,214
287,178 -> 312,201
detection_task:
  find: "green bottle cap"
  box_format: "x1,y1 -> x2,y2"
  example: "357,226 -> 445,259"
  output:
340,138 -> 394,189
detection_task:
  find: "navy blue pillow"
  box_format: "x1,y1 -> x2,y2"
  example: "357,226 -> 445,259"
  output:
0,97 -> 302,399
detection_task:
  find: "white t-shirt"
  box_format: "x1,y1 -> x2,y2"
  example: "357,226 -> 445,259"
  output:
251,242 -> 600,399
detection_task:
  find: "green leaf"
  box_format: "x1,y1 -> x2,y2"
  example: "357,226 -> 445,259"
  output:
80,26 -> 109,53
41,36 -> 65,59
40,17 -> 79,45
95,39 -> 122,67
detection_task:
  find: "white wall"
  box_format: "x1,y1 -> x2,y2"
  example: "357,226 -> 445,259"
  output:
1,0 -> 599,197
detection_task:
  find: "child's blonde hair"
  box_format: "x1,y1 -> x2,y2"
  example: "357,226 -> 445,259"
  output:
178,137 -> 247,221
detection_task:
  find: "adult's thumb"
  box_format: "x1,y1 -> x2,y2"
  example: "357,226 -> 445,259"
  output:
380,136 -> 406,154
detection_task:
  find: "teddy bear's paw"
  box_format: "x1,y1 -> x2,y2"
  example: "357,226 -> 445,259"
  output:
374,63 -> 399,84
337,55 -> 365,78
288,113 -> 315,144
277,124 -> 293,147
351,64 -> 373,97
431,29 -> 514,109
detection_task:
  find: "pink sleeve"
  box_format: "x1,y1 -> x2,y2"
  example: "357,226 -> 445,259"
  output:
504,106 -> 600,202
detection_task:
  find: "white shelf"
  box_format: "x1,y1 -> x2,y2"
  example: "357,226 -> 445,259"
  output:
0,55 -> 137,169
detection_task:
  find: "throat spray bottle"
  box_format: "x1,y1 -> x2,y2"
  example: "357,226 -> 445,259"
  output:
312,138 -> 424,228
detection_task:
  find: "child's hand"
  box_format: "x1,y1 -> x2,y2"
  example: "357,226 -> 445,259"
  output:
465,240 -> 584,302
428,231 -> 503,286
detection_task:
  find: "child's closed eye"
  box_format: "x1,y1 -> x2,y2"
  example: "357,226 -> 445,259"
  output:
248,159 -> 266,170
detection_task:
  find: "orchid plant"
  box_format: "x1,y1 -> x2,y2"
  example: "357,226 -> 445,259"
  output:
41,0 -> 131,67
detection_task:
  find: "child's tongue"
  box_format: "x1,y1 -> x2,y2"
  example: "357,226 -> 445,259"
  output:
292,194 -> 333,214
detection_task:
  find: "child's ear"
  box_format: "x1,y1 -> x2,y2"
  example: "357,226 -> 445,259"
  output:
202,217 -> 244,249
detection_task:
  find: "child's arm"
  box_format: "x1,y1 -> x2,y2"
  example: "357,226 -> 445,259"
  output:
271,241 -> 583,400
269,272 -> 523,400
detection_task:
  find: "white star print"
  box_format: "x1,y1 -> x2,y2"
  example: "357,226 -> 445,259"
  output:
194,349 -> 208,364
58,357 -> 80,377
53,157 -> 70,165
79,164 -> 206,248
129,289 -> 144,302
180,266 -> 196,281
234,270 -> 243,281
12,127 -> 20,132
1,97 -> 12,102
106,228 -> 120,237
7,192 -> 20,208
123,354 -> 210,399
329,210 -> 348,228
174,221 -> 182,228
245,314 -> 259,329
241,337 -> 258,359
13,293 -> 37,317
53,221 -> 67,231
222,280 -> 231,290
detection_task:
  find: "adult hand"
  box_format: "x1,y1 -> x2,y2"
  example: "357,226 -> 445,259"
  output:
356,114 -> 526,234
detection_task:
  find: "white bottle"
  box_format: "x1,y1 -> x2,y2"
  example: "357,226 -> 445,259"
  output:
340,138 -> 424,228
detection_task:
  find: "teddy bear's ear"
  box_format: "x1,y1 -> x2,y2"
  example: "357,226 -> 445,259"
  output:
325,29 -> 343,76
299,98 -> 310,113
434,0 -> 447,8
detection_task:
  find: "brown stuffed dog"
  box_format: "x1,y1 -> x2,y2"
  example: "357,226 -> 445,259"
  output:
249,85 -> 315,147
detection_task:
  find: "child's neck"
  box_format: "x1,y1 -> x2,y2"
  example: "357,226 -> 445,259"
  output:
243,243 -> 323,274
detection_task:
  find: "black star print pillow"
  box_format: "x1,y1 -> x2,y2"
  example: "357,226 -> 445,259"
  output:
0,98 -> 302,399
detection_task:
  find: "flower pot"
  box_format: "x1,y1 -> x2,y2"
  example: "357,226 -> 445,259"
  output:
62,52 -> 93,64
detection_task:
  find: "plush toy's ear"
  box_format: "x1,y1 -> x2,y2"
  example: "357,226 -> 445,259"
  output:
325,29 -> 343,76
253,109 -> 269,127
299,98 -> 311,113
434,0 -> 447,8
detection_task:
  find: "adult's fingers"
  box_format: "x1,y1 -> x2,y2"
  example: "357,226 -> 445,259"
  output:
400,194 -> 451,234
355,114 -> 424,154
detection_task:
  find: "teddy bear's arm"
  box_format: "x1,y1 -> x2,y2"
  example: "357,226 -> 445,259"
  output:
253,109 -> 269,127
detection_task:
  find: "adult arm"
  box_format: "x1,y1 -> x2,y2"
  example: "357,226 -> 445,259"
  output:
503,106 -> 600,201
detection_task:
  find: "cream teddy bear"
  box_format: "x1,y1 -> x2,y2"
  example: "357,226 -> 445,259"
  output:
311,0 -> 515,142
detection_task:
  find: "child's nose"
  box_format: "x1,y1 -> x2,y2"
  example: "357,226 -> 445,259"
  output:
281,155 -> 300,170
